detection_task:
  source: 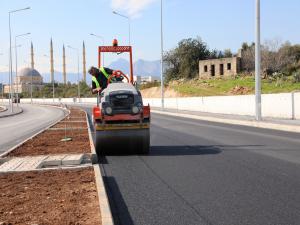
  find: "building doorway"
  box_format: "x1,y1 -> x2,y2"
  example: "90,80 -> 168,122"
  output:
220,64 -> 224,76
210,65 -> 215,76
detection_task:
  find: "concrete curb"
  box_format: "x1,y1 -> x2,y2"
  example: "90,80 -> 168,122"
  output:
0,107 -> 23,118
85,110 -> 97,163
93,165 -> 114,225
152,110 -> 300,133
85,108 -> 114,225
0,106 -> 7,112
0,105 -> 70,158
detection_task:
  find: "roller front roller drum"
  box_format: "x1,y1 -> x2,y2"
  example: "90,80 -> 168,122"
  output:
95,128 -> 150,155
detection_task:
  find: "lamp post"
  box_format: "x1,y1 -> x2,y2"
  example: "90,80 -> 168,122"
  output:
0,55 -> 5,103
160,0 -> 164,109
112,11 -> 131,45
67,45 -> 80,101
15,32 -> 30,106
8,7 -> 30,112
90,33 -> 105,65
255,0 -> 262,121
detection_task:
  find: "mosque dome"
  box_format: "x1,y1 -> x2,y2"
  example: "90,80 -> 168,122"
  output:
18,67 -> 42,77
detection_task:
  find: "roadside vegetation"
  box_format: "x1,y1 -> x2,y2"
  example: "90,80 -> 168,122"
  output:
19,81 -> 93,98
170,75 -> 300,96
141,37 -> 300,97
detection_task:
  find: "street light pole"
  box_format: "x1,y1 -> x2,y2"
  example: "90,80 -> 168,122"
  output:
15,32 -> 30,107
112,11 -> 131,45
67,46 -> 80,101
8,7 -> 30,112
0,54 -> 3,102
160,0 -> 164,110
90,33 -> 105,65
255,0 -> 262,120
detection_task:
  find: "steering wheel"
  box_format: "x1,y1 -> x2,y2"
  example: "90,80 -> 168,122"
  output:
108,70 -> 129,84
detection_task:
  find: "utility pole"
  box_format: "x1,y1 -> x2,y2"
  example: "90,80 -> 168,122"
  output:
63,45 -> 66,85
30,42 -> 34,104
90,34 -> 105,65
255,0 -> 262,120
82,41 -> 86,83
160,0 -> 164,109
8,7 -> 30,112
50,38 -> 55,101
112,11 -> 131,45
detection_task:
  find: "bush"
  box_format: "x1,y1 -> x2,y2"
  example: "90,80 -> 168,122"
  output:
293,71 -> 300,83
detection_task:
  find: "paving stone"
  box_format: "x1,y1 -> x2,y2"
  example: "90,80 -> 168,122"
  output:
62,154 -> 84,165
15,156 -> 47,171
0,158 -> 24,172
43,155 -> 66,166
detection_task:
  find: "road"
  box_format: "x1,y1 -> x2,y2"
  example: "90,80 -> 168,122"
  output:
83,107 -> 300,225
0,104 -> 66,153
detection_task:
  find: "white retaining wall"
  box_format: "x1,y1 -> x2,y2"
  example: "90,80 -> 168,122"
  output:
143,92 -> 300,119
1,92 -> 299,119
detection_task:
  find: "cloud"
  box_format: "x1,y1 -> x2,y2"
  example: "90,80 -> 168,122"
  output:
111,0 -> 157,18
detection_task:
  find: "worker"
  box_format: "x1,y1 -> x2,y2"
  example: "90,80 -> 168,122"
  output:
89,66 -> 115,94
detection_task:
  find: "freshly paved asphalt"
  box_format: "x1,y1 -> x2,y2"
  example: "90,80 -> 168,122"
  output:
83,106 -> 300,225
0,104 -> 66,153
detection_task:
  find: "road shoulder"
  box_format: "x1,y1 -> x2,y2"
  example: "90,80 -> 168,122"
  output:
152,109 -> 300,133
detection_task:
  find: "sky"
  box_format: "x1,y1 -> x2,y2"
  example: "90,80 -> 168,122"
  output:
0,0 -> 300,81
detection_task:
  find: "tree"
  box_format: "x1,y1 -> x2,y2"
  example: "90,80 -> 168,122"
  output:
241,42 -> 255,72
164,37 -> 211,81
223,49 -> 233,58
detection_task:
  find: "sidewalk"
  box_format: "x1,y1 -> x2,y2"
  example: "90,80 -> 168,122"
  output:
0,105 -> 23,118
152,107 -> 300,133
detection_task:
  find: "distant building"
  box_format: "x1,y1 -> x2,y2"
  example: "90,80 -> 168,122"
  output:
4,67 -> 44,94
199,50 -> 242,78
133,75 -> 161,85
140,76 -> 161,84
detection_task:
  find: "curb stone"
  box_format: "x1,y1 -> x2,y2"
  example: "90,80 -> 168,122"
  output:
85,108 -> 114,225
0,106 -> 7,112
85,110 -> 98,163
0,107 -> 23,118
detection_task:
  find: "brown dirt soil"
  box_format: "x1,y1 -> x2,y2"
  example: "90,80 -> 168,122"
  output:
0,168 -> 101,225
52,121 -> 88,129
68,108 -> 86,118
140,86 -> 182,98
229,85 -> 253,95
8,129 -> 90,157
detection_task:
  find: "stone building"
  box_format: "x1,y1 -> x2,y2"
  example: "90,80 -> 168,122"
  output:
4,67 -> 44,94
199,51 -> 242,78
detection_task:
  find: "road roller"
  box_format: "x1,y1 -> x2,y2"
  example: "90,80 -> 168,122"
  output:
92,40 -> 151,155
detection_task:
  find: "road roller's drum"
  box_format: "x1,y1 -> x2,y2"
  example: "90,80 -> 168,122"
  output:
95,128 -> 150,155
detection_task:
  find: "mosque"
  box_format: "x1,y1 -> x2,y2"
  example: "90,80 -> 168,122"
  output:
3,43 -> 43,94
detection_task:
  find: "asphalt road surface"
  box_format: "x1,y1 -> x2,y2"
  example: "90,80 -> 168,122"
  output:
0,104 -> 66,153
83,106 -> 300,225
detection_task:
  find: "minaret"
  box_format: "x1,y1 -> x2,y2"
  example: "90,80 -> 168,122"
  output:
63,44 -> 66,85
82,41 -> 86,83
50,38 -> 54,83
31,42 -> 34,69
